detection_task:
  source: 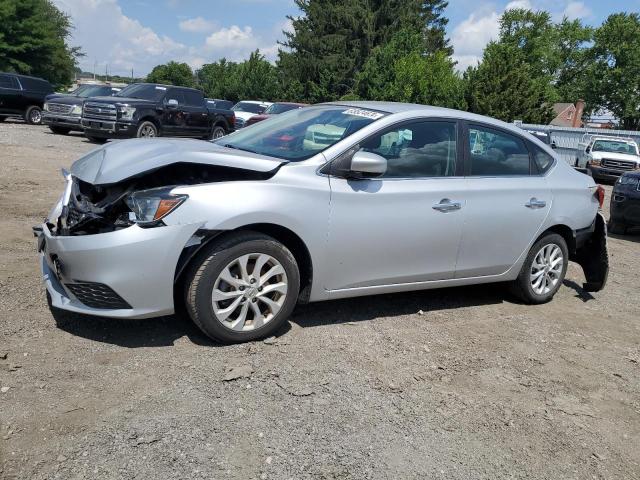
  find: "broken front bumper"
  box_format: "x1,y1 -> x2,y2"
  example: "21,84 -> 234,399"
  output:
36,221 -> 201,319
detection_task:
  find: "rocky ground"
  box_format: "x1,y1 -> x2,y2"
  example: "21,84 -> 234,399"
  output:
0,120 -> 639,479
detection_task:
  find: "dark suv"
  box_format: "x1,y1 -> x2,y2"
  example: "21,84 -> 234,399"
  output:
0,72 -> 54,124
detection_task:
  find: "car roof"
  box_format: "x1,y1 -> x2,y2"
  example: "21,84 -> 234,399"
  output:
238,100 -> 271,105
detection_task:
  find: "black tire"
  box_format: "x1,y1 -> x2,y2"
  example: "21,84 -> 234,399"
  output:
85,135 -> 107,144
184,231 -> 300,344
208,125 -> 226,140
608,220 -> 627,235
0,117 -> 6,122
25,106 -> 43,125
49,126 -> 71,135
136,120 -> 158,138
509,233 -> 568,304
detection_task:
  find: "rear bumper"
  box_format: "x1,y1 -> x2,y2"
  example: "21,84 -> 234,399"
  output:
37,221 -> 201,319
42,113 -> 82,129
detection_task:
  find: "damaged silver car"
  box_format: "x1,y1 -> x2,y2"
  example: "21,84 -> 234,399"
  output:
35,102 -> 609,343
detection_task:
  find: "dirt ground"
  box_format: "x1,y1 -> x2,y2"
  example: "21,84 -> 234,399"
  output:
0,120 -> 639,480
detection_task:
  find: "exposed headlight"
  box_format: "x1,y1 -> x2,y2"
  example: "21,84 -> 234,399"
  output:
125,187 -> 187,225
117,104 -> 136,120
71,105 -> 82,115
617,175 -> 639,186
588,156 -> 601,166
43,102 -> 49,112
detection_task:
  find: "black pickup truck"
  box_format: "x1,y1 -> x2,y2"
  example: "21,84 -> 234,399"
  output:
81,83 -> 235,142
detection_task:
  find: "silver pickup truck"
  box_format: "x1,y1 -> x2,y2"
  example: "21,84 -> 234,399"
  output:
575,135 -> 640,182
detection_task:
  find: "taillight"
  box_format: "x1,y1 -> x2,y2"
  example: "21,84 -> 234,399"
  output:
594,184 -> 605,208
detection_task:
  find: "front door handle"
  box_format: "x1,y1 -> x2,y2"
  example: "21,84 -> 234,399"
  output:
525,198 -> 547,209
432,198 -> 462,212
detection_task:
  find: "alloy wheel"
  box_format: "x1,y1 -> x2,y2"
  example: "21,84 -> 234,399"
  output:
140,125 -> 156,137
30,109 -> 42,124
530,243 -> 564,295
211,253 -> 288,331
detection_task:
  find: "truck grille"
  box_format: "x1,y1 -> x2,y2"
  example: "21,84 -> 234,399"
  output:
83,102 -> 117,121
65,282 -> 131,309
47,103 -> 74,114
601,158 -> 637,171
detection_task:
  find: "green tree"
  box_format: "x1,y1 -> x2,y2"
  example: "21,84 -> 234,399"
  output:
464,42 -> 554,124
0,0 -> 81,87
146,61 -> 194,87
586,13 -> 640,130
278,0 -> 452,102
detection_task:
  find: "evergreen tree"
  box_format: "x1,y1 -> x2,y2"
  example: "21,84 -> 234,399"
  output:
464,42 -> 554,124
0,0 -> 81,87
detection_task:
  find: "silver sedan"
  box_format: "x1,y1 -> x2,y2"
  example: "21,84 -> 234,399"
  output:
35,102 -> 609,343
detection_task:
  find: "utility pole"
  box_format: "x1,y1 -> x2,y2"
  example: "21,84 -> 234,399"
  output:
93,60 -> 96,80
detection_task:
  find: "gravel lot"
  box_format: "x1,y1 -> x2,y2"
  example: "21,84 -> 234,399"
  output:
1,121 -> 639,480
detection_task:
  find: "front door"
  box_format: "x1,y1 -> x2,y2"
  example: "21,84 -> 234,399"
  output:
455,123 -> 552,278
325,119 -> 466,291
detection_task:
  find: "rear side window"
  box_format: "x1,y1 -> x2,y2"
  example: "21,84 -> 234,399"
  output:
533,146 -> 555,174
0,74 -> 18,89
167,89 -> 185,105
360,120 -> 458,178
183,90 -> 203,107
468,125 -> 530,176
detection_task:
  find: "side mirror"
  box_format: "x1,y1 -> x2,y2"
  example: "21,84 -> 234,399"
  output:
167,99 -> 179,109
349,151 -> 387,177
585,146 -> 591,153
551,141 -> 557,149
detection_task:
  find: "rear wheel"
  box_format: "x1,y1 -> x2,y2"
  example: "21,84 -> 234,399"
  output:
208,125 -> 226,140
49,126 -> 71,135
184,232 -> 300,344
136,121 -> 158,138
510,233 -> 568,304
25,106 -> 42,125
0,117 -> 6,123
608,220 -> 627,235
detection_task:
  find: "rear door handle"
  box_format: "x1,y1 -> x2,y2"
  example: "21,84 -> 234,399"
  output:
525,198 -> 547,209
432,198 -> 462,212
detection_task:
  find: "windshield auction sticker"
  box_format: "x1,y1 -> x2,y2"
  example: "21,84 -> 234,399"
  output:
342,108 -> 384,120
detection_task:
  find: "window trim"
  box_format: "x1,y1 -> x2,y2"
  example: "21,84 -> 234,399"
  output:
463,121 -> 539,178
323,117 -> 465,180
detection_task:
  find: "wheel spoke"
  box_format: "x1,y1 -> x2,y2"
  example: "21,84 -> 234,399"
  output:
252,254 -> 271,282
219,267 -> 242,288
250,302 -> 266,329
211,288 -> 243,301
236,255 -> 251,282
257,295 -> 282,313
260,264 -> 284,284
229,302 -> 250,331
214,296 -> 244,321
260,282 -> 287,296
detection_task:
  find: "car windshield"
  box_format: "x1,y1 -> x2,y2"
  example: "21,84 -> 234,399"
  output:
233,102 -> 266,114
71,85 -> 93,96
115,84 -> 167,101
265,104 -> 302,115
76,86 -> 116,98
592,140 -> 637,155
216,105 -> 387,161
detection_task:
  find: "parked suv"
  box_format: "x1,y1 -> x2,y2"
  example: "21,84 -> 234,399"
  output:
575,135 -> 640,181
43,84 -> 121,135
0,72 -> 54,124
81,83 -> 235,142
609,171 -> 640,234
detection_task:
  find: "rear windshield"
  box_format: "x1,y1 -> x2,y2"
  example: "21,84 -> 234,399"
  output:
217,105 -> 387,161
233,102 -> 267,114
77,85 -> 119,97
592,140 -> 637,155
115,84 -> 167,101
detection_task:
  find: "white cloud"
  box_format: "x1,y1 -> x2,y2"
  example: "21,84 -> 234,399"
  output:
451,8 -> 501,71
179,16 -> 217,33
563,1 -> 592,20
54,0 -> 187,76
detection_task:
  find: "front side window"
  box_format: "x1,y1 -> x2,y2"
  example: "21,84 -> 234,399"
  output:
469,125 -> 531,176
360,121 -> 457,178
217,105 -> 387,162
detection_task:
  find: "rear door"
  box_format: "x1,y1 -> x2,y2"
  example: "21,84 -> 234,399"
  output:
455,122 -> 552,278
326,119 -> 466,290
182,89 -> 209,136
0,74 -> 22,114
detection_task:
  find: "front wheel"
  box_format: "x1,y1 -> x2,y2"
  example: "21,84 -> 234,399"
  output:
510,233 -> 568,304
25,106 -> 43,125
136,121 -> 158,138
184,232 -> 300,344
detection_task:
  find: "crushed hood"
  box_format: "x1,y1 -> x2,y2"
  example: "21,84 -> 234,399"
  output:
70,138 -> 286,185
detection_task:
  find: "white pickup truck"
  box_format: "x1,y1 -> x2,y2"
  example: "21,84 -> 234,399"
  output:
575,135 -> 640,182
